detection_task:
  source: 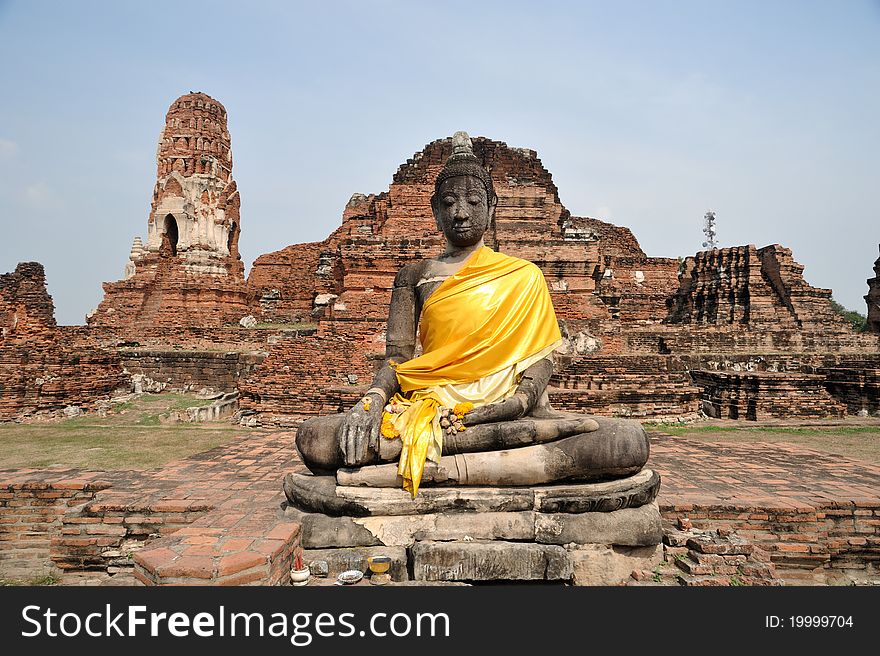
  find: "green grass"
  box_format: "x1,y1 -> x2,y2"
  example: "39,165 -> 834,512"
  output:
253,322 -> 317,330
0,574 -> 60,586
651,566 -> 663,583
0,423 -> 239,470
0,393 -> 247,470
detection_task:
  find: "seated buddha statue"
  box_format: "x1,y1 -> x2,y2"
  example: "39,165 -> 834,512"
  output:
290,132 -> 649,499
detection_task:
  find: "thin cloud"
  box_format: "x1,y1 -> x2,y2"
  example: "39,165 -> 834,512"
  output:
594,206 -> 613,221
23,182 -> 62,210
0,138 -> 19,159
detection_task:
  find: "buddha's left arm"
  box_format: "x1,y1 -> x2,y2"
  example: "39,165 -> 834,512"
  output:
462,356 -> 553,426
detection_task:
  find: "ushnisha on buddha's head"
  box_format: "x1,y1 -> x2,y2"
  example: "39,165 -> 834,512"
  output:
430,132 -> 498,248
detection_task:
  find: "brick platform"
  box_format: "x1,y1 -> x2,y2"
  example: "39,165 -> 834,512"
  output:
1,431 -> 304,584
650,432 -> 880,582
3,426 -> 879,585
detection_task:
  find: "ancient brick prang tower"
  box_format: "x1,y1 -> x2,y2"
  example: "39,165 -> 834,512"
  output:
866,245 -> 880,333
88,92 -> 251,329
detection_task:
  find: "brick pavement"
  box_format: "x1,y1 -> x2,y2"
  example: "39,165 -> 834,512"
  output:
3,428 -> 879,584
649,432 -> 880,579
649,433 -> 880,509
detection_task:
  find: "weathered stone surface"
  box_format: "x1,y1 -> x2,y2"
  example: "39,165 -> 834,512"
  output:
348,512 -> 537,546
536,501 -> 662,546
534,468 -> 660,513
422,512 -> 536,543
352,515 -> 436,547
411,541 -> 571,582
285,470 -> 659,517
301,546 -> 408,582
284,472 -> 534,517
568,543 -> 663,586
686,534 -> 754,556
307,559 -> 329,578
283,506 -> 382,548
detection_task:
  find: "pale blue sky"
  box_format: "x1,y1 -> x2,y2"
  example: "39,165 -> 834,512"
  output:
1,0 -> 878,324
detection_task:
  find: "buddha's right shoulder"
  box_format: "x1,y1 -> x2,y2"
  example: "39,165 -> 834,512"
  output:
393,261 -> 426,288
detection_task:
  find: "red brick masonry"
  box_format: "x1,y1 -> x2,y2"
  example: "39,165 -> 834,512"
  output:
2,429 -> 878,584
650,433 -> 880,580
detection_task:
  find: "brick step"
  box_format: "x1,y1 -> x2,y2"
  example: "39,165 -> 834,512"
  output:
52,496 -> 214,572
133,503 -> 300,586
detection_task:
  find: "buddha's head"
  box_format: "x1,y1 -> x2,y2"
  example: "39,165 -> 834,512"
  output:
431,132 -> 497,248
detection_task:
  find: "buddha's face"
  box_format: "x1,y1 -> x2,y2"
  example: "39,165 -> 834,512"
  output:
432,176 -> 496,248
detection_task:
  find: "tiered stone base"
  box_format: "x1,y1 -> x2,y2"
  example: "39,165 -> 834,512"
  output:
283,469 -> 662,585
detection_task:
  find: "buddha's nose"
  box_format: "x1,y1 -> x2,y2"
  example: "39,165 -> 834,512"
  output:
454,203 -> 470,220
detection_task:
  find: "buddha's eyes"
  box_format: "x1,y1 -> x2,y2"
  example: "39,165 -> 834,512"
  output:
442,195 -> 456,206
468,195 -> 483,205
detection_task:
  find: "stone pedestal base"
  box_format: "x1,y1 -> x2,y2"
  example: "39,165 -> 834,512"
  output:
284,469 -> 662,585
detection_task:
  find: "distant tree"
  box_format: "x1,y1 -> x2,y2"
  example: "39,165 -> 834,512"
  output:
830,299 -> 867,332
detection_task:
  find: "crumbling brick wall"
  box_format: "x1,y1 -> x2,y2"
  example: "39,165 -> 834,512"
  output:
1,262 -> 57,344
0,263 -> 128,420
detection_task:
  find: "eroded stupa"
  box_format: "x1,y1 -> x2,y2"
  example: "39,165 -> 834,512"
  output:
87,92 -> 251,328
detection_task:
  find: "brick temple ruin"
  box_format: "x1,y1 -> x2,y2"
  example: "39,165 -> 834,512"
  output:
239,137 -> 880,424
0,263 -> 127,420
87,92 -> 251,329
1,91 -> 878,423
2,92 -> 879,586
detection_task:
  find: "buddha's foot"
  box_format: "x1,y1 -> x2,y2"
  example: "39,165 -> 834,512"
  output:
296,412 -> 599,472
338,418 -> 649,488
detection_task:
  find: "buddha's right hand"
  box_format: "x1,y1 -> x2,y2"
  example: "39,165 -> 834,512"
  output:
461,393 -> 530,426
338,395 -> 384,466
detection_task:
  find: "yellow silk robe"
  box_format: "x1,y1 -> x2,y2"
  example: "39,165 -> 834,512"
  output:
383,247 -> 562,496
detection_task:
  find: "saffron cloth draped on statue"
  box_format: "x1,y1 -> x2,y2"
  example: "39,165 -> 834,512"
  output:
383,247 -> 562,496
